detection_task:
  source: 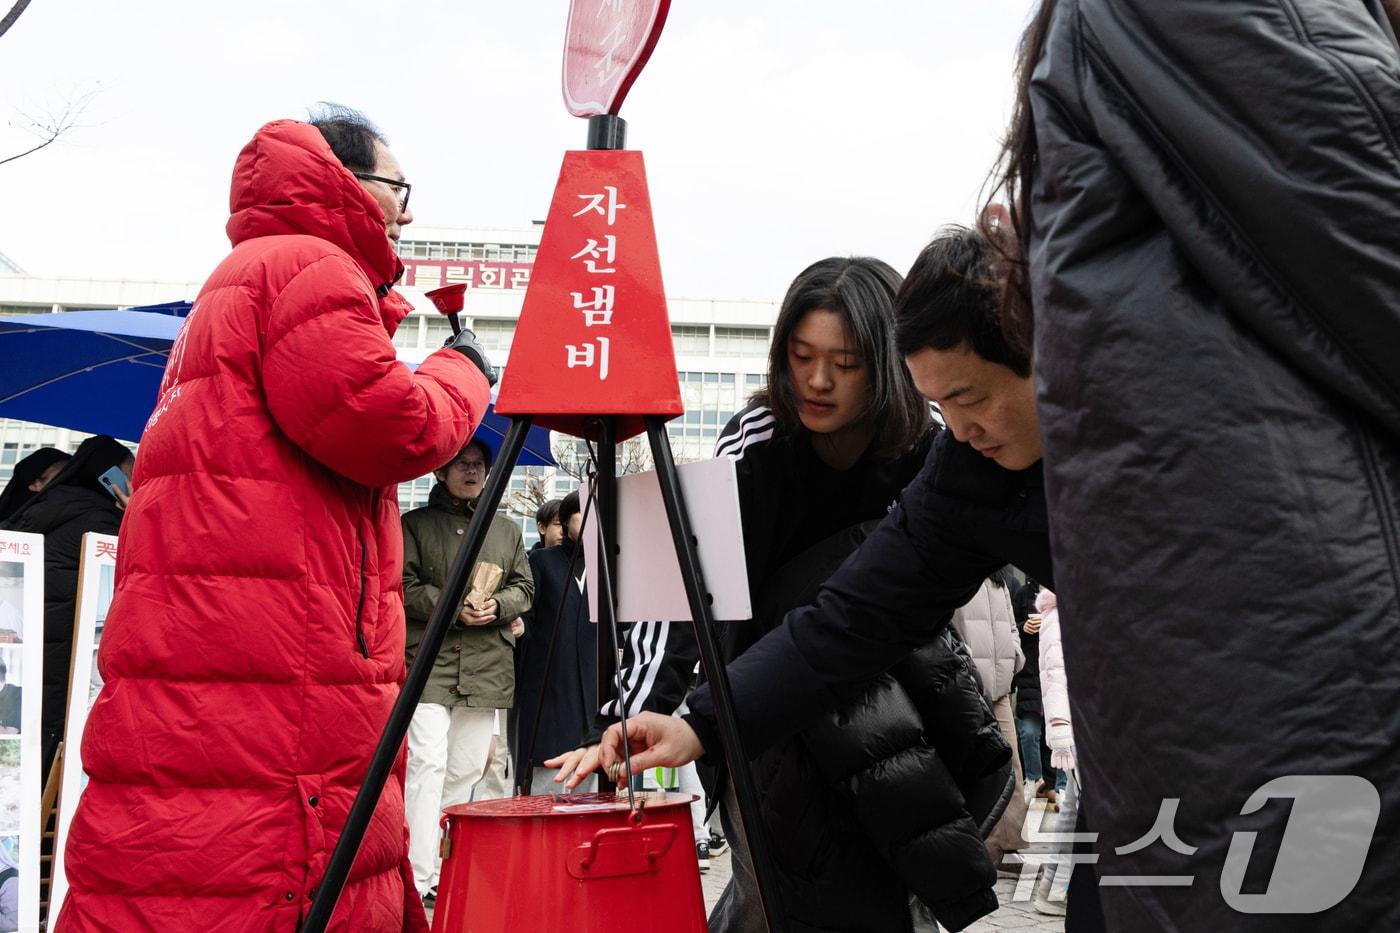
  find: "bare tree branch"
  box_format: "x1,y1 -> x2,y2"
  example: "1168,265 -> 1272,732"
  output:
0,0 -> 34,40
1,81 -> 101,167
550,435 -> 653,482
502,433 -> 655,524
504,472 -> 553,521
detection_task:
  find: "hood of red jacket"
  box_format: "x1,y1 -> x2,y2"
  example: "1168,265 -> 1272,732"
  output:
225,120 -> 404,295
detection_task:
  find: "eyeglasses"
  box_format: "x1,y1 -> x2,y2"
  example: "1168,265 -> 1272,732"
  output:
454,460 -> 487,473
352,172 -> 412,214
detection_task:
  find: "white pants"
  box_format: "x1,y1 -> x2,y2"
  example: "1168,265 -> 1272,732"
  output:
676,761 -> 709,843
672,702 -> 709,842
472,710 -> 512,800
406,703 -> 495,893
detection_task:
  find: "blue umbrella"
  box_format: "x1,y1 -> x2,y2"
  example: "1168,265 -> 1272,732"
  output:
0,305 -> 189,441
472,397 -> 557,467
0,305 -> 556,466
401,361 -> 557,467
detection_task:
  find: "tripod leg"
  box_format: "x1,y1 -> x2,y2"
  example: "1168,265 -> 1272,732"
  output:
643,416 -> 785,933
594,419 -> 619,714
302,417 -> 535,933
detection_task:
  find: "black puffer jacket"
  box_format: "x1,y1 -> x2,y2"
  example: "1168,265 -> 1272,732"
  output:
804,630 -> 1012,930
1029,1 -> 1400,928
757,523 -> 1011,932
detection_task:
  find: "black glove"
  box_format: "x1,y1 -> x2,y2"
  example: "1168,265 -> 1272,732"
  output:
444,327 -> 498,387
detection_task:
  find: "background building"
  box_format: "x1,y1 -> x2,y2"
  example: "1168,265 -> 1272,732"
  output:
1,225 -> 777,545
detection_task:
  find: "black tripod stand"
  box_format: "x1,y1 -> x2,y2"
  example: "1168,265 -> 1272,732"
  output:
303,118 -> 785,933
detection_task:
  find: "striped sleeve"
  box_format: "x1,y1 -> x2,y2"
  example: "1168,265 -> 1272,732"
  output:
715,404 -> 777,461
595,407 -> 777,722
599,619 -> 700,718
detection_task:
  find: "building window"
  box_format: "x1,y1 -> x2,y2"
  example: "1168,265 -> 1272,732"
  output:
474,319 -> 516,351
393,317 -> 423,350
714,326 -> 769,357
424,317 -> 454,347
671,325 -> 709,356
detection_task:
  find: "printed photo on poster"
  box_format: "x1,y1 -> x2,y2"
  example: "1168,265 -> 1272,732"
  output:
0,561 -> 22,644
84,562 -> 113,708
0,833 -> 17,931
1,646 -> 19,929
0,642 -> 19,737
0,726 -> 17,834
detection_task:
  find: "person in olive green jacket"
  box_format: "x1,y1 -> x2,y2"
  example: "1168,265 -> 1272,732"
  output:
401,439 -> 533,900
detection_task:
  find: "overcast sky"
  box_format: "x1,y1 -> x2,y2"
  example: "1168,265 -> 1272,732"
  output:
0,1 -> 1033,302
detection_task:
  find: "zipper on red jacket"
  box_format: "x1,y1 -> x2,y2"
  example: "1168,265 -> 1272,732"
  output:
355,540 -> 369,659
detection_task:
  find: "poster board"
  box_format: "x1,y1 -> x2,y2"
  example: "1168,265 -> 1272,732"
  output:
0,530 -> 44,933
582,457 -> 749,623
46,532 -> 116,924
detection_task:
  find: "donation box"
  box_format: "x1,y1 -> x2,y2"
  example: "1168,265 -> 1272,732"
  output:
431,791 -> 706,931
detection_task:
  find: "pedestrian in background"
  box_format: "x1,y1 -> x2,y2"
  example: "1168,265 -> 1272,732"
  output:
1033,587 -> 1076,917
1011,575 -> 1058,806
0,447 -> 70,524
402,438 -> 533,902
950,570 -> 1028,872
513,490 -> 598,795
531,498 -> 563,551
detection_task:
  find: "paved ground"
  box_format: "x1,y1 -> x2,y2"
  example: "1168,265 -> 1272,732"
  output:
699,798 -> 1067,932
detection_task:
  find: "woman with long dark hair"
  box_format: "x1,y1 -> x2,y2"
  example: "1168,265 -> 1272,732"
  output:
547,257 -> 1012,932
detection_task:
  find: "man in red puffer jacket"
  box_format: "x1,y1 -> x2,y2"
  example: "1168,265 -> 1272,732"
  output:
55,106 -> 495,932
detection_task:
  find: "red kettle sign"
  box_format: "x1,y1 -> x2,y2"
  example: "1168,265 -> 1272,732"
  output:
562,0 -> 672,117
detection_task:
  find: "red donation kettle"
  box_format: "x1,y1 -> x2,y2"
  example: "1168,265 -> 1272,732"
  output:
430,791 -> 706,932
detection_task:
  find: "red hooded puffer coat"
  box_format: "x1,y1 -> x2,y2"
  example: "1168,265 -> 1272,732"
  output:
55,121 -> 489,932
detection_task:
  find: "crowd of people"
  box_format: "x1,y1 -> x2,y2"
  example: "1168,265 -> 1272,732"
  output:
0,2 -> 1396,930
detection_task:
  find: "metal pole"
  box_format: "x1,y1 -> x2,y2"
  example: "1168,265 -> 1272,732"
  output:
643,416 -> 785,933
302,417 -> 534,932
594,418 -> 619,713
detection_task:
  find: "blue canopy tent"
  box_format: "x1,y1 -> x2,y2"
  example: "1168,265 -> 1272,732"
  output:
0,303 -> 554,465
0,305 -> 189,441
